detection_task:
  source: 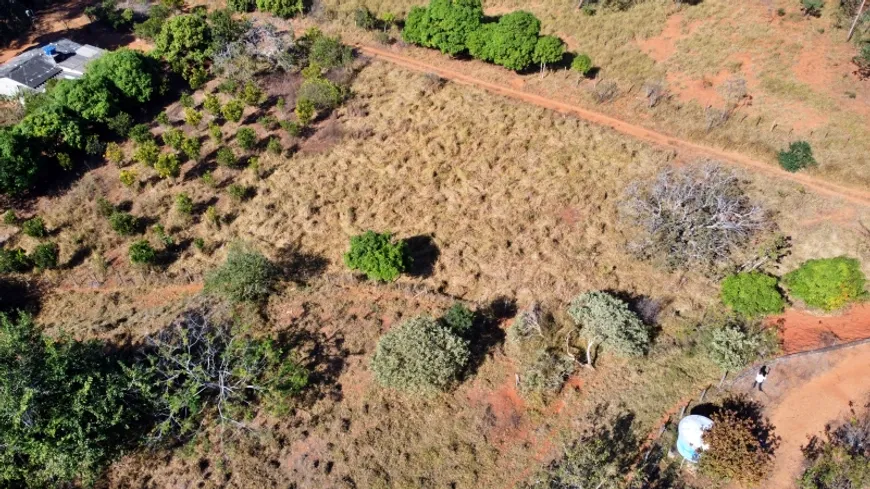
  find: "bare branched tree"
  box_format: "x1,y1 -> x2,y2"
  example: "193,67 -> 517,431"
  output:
642,81 -> 668,108
213,23 -> 300,81
620,162 -> 770,272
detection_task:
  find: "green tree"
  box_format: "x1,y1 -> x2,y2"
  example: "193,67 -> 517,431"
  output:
175,192 -> 194,215
441,302 -> 475,336
475,11 -> 541,71
0,128 -> 40,195
235,127 -> 257,150
370,316 -> 470,394
180,137 -> 201,161
343,230 -> 410,282
227,0 -> 255,12
129,239 -> 156,264
0,247 -> 32,273
21,216 -> 47,238
533,35 -> 564,74
155,153 -> 181,178
297,77 -> 343,109
705,317 -> 769,373
52,76 -> 118,122
133,140 -> 160,167
783,257 -> 866,311
203,93 -> 222,115
128,124 -> 153,144
778,140 -> 816,172
17,105 -> 85,150
162,128 -> 185,150
571,54 -> 593,81
216,146 -> 237,167
402,0 -> 483,56
86,48 -> 158,103
109,212 -> 140,235
309,35 -> 353,68
30,242 -> 59,270
184,107 -> 203,127
221,99 -> 245,122
155,14 -> 212,68
295,99 -> 315,125
720,272 -> 785,317
204,245 -> 276,302
567,291 -> 650,367
255,0 -> 303,18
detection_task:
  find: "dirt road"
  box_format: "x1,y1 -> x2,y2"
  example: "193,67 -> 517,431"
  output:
356,45 -> 870,208
764,342 -> 870,488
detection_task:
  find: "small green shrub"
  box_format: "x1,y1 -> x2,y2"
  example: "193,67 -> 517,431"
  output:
309,35 -> 353,69
370,316 -> 470,395
441,302 -> 474,336
280,120 -> 302,136
221,99 -> 244,122
120,169 -> 138,187
297,77 -> 343,110
162,128 -> 185,150
128,124 -> 153,144
778,141 -> 816,172
2,210 -> 16,225
156,111 -> 170,126
56,153 -> 73,171
208,122 -> 223,142
572,53 -> 593,77
227,183 -> 251,201
227,0 -> 255,12
181,137 -> 201,161
30,242 -> 59,270
266,137 -> 282,154
107,111 -> 133,136
801,0 -> 824,16
203,93 -> 222,115
518,349 -> 575,395
96,197 -> 115,218
129,239 -> 156,264
705,317 -> 773,372
21,217 -> 47,238
109,212 -> 140,236
175,193 -> 194,215
204,245 -> 276,302
133,140 -> 160,167
236,127 -> 257,150
343,231 -> 409,282
104,142 -> 125,166
241,82 -> 264,106
295,99 -> 315,125
179,92 -> 194,108
155,153 -> 181,178
783,257 -> 866,311
354,6 -> 376,29
184,107 -> 203,127
0,248 -> 32,273
720,272 -> 785,317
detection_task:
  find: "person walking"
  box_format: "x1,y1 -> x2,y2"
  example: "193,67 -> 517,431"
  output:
752,365 -> 769,392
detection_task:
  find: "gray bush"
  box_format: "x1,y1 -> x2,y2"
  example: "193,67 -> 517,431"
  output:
567,291 -> 650,364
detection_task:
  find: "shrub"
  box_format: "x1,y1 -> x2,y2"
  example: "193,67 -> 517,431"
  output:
705,317 -> 772,372
295,99 -> 315,125
109,212 -> 140,235
216,147 -> 237,167
181,137 -> 202,161
720,272 -> 785,317
155,111 -> 170,127
222,99 -> 245,122
467,11 -> 541,71
133,140 -> 160,167
128,239 -> 156,264
297,77 -> 343,110
799,404 -> 870,489
155,153 -> 181,178
441,302 -> 474,335
783,257 -> 866,311
104,142 -> 125,166
85,135 -> 104,156
0,247 -> 32,273
227,0 -> 255,12
802,0 -> 824,16
567,291 -> 650,365
208,122 -> 223,142
241,82 -> 264,106
128,124 -> 153,144
778,141 -> 816,172
0,128 -> 40,195
518,349 -> 575,395
533,35 -> 564,72
309,35 -> 353,68
175,193 -> 194,215
179,93 -> 195,109
119,169 -> 138,187
21,216 -> 47,238
203,93 -> 221,115
227,183 -> 251,201
2,210 -> 16,225
355,6 -> 377,29
204,245 -> 276,302
266,136 -> 282,154
0,313 -> 141,487
370,316 -> 470,395
30,242 -> 58,270
184,108 -> 203,127
162,128 -> 184,150
107,111 -> 133,136
236,127 -> 257,150
281,120 -> 302,136
343,230 -> 409,281
155,14 -> 212,68
402,0 -> 483,55
571,53 -> 593,77
255,0 -> 303,17
131,307 -> 308,440
96,197 -> 115,217
621,163 -> 768,271
699,399 -> 780,485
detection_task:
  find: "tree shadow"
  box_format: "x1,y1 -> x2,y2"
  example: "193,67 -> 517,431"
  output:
0,277 -> 41,315
462,296 -> 513,379
65,245 -> 92,269
404,234 -> 439,278
274,244 -> 328,284
605,289 -> 668,342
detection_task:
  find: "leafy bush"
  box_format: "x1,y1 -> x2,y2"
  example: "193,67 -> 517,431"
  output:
343,230 -> 410,282
402,0 -> 483,55
0,312 -> 141,487
799,404 -> 870,489
222,99 -> 245,122
370,316 -> 470,395
184,107 -> 203,127
21,216 -> 47,238
295,98 -> 315,125
30,242 -> 59,270
204,245 -> 276,302
133,140 -> 160,167
119,169 -> 138,187
518,349 -> 575,395
175,192 -> 194,215
131,307 -> 308,440
802,0 -> 824,16
778,140 -> 817,172
104,142 -> 125,166
621,163 -> 768,271
203,93 -> 222,115
567,291 -> 651,364
86,48 -> 158,103
155,153 -> 181,178
155,14 -> 212,68
705,317 -> 772,372
96,197 -> 115,218
228,0 -> 256,12
266,136 -> 282,155
128,124 -> 153,144
0,128 -> 40,195
467,11 -> 541,71
355,6 -> 377,29
227,183 -> 251,201
309,34 -> 353,68
107,111 -> 133,136
162,127 -> 184,150
720,272 -> 785,317
236,127 -> 257,150
208,122 -> 223,142
783,257 -> 866,311
0,247 -> 32,273
441,302 -> 474,335
180,93 -> 194,108
572,53 -> 593,77
3,210 -> 16,225
109,212 -> 140,236
216,146 -> 238,167
297,77 -> 343,109
241,82 -> 264,106
532,35 -> 564,71
699,398 -> 780,485
181,136 -> 201,161
255,0 -> 303,17
128,239 -> 157,264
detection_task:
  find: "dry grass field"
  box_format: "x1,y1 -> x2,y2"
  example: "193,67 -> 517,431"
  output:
11,56 -> 868,487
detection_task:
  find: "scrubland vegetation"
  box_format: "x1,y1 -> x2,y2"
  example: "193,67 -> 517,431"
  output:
0,0 -> 869,488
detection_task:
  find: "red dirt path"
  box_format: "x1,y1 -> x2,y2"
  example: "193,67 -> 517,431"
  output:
769,303 -> 870,353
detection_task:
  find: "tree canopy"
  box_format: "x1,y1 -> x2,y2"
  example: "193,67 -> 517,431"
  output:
86,48 -> 158,103
403,0 -> 483,56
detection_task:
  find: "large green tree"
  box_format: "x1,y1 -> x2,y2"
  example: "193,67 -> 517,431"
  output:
51,75 -> 118,122
16,105 -> 85,150
155,14 -> 212,67
0,128 -> 40,195
479,11 -> 541,71
255,0 -> 303,18
533,35 -> 564,73
567,291 -> 651,367
86,48 -> 158,103
402,0 -> 483,56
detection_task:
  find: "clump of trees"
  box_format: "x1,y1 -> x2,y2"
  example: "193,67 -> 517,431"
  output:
720,272 -> 785,317
783,256 -> 867,311
370,315 -> 470,395
344,230 -> 410,282
703,315 -> 777,373
799,403 -> 870,489
567,291 -> 651,367
403,0 -> 571,72
620,162 -> 769,272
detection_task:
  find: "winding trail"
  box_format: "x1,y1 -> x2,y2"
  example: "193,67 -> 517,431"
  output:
356,45 -> 870,208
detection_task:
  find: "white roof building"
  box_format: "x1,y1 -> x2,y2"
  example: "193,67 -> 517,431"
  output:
0,39 -> 105,97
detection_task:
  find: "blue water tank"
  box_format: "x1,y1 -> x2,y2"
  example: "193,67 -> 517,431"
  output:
42,45 -> 56,56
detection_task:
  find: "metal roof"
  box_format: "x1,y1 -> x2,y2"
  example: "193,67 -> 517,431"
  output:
7,57 -> 62,89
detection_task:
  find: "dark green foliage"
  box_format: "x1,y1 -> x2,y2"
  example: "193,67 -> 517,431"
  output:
181,137 -> 202,162
175,193 -> 194,215
2,210 -> 16,225
0,128 -> 39,195
441,302 -> 474,336
802,0 -> 824,16
572,53 -> 593,76
204,245 -> 276,302
778,141 -> 816,172
96,197 -> 115,218
30,242 -> 58,270
567,291 -> 651,360
297,77 -> 343,109
155,14 -> 212,68
208,8 -> 248,50
343,230 -> 410,282
180,92 -> 195,108
222,99 -> 245,122
52,76 -> 118,122
216,146 -> 237,167
468,11 -> 541,71
783,256 -> 867,311
0,248 -> 32,273
280,120 -> 302,136
107,111 -> 133,136
155,153 -> 181,178
86,48 -> 158,103
227,183 -> 251,201
21,216 -> 46,238
109,212 -> 141,236
236,127 -> 257,150
255,0 -> 303,17
228,0 -> 256,12
203,93 -> 222,115
0,0 -> 31,47
128,124 -> 153,144
532,35 -> 565,71
720,272 -> 785,317
17,104 -> 85,150
128,239 -> 156,264
241,82 -> 264,106
85,135 -> 104,156
0,313 -> 141,487
370,316 -> 470,395
85,0 -> 132,29
309,34 -> 353,68
402,0 -> 484,55
355,6 -> 377,29
134,4 -> 172,41
162,127 -> 185,150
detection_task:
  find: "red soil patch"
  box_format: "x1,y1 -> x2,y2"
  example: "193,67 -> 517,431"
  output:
466,373 -> 529,451
768,303 -> 870,354
637,13 -> 694,63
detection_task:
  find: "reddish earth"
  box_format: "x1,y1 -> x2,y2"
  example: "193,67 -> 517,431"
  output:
356,45 -> 870,208
769,303 -> 870,354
